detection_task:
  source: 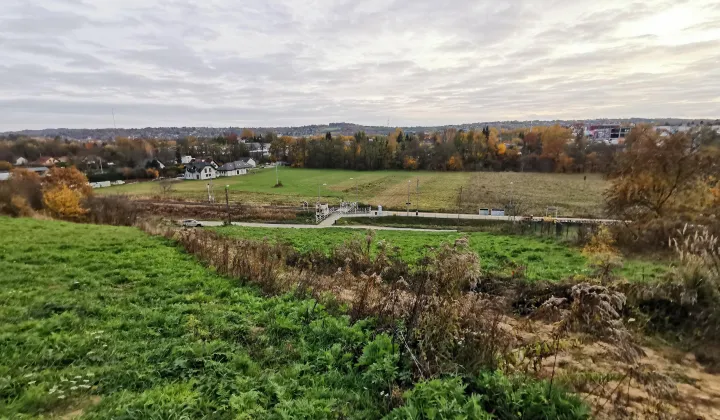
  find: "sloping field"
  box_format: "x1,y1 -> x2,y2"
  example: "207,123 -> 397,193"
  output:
0,217 -> 390,418
98,168 -> 609,216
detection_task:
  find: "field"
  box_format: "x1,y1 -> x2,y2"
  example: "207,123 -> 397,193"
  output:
0,217 -> 394,418
0,217 -> 594,419
99,168 -> 609,216
212,226 -> 668,282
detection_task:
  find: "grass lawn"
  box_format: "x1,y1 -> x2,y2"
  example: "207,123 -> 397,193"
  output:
0,217 -> 394,418
98,168 -> 608,216
212,226 -> 669,282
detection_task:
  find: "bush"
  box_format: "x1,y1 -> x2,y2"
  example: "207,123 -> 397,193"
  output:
84,195 -> 139,226
385,377 -> 491,420
468,371 -> 590,420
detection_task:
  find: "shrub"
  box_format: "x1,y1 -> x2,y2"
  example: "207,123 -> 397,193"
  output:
385,377 -> 491,420
84,195 -> 139,226
43,185 -> 87,219
468,371 -> 590,420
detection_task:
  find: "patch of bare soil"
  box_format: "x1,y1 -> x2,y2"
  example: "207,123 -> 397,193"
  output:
507,316 -> 720,419
134,199 -> 304,222
57,395 -> 102,419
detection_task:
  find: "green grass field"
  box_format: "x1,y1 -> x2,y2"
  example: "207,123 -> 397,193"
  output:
0,217 -> 394,418
0,217 -> 590,418
99,168 -> 609,216
212,226 -> 668,282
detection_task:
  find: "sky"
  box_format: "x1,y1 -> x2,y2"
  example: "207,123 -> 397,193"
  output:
1,0 -> 719,130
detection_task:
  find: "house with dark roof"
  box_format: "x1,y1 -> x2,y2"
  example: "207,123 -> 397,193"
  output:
217,161 -> 253,177
237,157 -> 257,168
184,162 -> 217,180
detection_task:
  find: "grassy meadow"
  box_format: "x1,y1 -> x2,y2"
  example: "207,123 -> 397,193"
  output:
212,226 -> 668,282
98,168 -> 608,216
0,217 -> 392,418
0,217 -> 592,419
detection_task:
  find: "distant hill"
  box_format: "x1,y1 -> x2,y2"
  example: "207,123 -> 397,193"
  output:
4,118 -> 716,141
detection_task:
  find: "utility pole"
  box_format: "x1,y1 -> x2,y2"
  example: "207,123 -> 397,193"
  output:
225,185 -> 231,225
416,177 -> 419,215
509,181 -> 514,217
458,186 -> 462,221
406,180 -> 411,216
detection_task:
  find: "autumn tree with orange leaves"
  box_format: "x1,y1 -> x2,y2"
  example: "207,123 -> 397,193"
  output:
42,167 -> 92,219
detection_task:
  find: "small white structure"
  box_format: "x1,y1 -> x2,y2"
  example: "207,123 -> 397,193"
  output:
14,157 -> 28,166
184,162 -> 217,180
181,156 -> 193,164
90,181 -> 112,188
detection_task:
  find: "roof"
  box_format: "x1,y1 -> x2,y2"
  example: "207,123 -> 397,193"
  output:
237,157 -> 255,163
218,161 -> 253,171
185,162 -> 215,172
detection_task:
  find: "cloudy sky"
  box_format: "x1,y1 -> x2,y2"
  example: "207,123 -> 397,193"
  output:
1,0 -> 719,130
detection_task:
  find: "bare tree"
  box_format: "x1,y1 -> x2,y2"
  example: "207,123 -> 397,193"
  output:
158,179 -> 176,197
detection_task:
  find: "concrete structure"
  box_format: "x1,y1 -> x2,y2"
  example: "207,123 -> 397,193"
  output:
587,125 -> 631,144
181,156 -> 193,164
14,157 -> 28,166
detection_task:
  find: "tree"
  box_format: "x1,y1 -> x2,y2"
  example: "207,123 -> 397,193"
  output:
0,161 -> 12,171
157,179 -> 176,196
241,128 -> 254,140
44,167 -> 93,196
325,131 -> 332,141
606,126 -> 717,221
43,184 -> 87,219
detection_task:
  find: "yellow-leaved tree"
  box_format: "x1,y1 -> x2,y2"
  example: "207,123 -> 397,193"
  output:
42,167 -> 92,219
43,184 -> 88,218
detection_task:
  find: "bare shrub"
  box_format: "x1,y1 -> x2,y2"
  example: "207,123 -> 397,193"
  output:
84,195 -> 139,226
565,283 -> 643,364
0,169 -> 43,216
157,179 -> 177,196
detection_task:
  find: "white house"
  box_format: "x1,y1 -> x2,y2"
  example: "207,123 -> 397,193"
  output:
14,157 -> 28,166
184,162 -> 217,180
181,155 -> 193,164
237,157 -> 257,168
217,161 -> 253,177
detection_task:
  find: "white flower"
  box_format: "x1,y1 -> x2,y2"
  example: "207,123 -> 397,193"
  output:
74,376 -> 82,379
83,379 -> 89,383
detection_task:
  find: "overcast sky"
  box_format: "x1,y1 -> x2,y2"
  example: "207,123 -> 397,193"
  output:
1,0 -> 719,130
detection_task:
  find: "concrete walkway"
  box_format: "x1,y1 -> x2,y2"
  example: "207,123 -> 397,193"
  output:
198,219 -> 456,232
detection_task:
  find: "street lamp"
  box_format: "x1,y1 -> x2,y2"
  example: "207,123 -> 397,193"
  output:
350,177 -> 358,210
509,182 -> 514,217
317,182 -> 327,204
225,184 -> 231,225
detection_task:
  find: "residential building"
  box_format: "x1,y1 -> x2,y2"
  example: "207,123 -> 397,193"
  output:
217,161 -> 253,177
184,162 -> 217,180
237,157 -> 257,168
181,155 -> 193,164
34,156 -> 57,166
0,166 -> 50,181
14,157 -> 28,166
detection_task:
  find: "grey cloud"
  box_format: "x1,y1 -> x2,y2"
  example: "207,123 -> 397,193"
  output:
0,0 -> 718,130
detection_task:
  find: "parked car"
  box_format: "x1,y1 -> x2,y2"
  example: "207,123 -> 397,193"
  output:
181,219 -> 203,227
